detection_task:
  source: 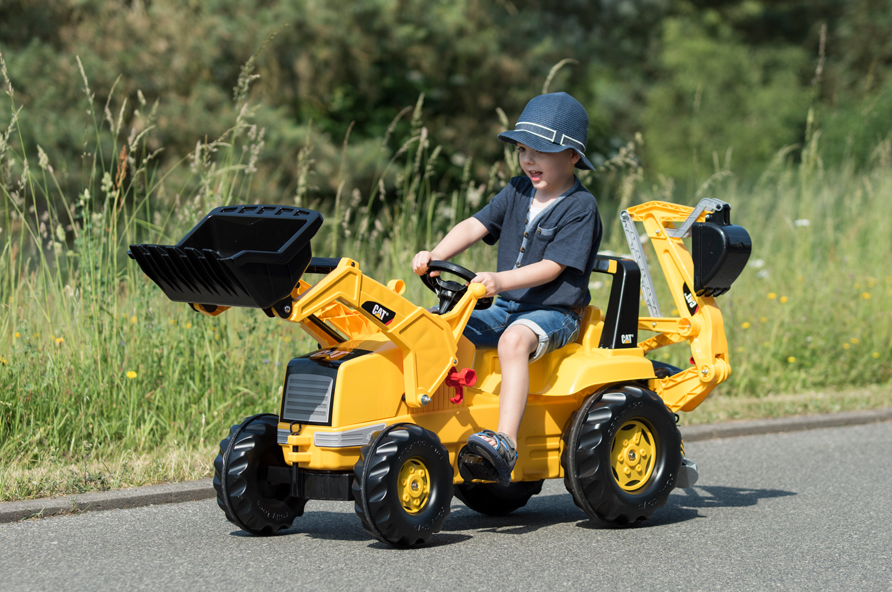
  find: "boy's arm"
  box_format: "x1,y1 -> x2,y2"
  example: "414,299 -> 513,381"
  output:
413,217 -> 490,275
472,260 -> 566,297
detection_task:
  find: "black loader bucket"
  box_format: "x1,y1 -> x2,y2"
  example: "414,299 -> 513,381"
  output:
691,206 -> 752,297
128,205 -> 323,309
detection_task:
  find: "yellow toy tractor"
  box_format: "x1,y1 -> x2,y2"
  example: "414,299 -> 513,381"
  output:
129,198 -> 750,547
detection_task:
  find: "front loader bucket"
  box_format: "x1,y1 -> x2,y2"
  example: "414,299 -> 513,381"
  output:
129,205 -> 323,309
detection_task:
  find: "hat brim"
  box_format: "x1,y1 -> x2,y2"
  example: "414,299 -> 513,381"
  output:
498,129 -> 594,171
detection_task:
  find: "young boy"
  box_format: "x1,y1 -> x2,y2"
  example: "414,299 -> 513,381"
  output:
412,92 -> 602,486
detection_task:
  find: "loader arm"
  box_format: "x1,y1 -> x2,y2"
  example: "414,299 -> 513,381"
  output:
276,257 -> 484,408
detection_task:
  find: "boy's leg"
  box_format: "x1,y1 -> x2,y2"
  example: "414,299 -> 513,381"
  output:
491,324 -> 538,445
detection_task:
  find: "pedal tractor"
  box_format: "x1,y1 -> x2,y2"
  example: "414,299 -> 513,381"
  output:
129,198 -> 751,547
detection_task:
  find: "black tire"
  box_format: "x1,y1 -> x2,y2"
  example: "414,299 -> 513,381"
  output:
455,480 -> 544,516
213,414 -> 307,535
352,423 -> 453,547
561,385 -> 681,526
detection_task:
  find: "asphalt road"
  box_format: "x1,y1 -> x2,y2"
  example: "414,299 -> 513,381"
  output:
2,421 -> 891,591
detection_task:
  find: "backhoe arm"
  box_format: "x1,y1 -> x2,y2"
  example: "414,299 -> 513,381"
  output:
625,201 -> 749,412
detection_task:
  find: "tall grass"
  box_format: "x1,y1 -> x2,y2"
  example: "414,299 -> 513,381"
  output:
1,54 -> 891,500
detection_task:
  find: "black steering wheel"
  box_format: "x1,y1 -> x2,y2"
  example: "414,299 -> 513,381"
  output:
420,260 -> 493,315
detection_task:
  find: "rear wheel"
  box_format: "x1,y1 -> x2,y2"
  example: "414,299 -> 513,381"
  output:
352,423 -> 453,547
455,480 -> 544,516
561,385 -> 681,526
213,414 -> 307,535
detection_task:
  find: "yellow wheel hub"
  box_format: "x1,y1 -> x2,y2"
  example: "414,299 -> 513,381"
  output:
397,458 -> 431,514
611,419 -> 657,492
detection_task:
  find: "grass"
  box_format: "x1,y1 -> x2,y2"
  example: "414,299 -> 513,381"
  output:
1,54 -> 891,502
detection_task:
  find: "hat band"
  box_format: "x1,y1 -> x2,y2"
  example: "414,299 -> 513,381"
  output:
515,122 -> 585,151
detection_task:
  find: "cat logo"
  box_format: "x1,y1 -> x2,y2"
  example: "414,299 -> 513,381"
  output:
361,301 -> 396,325
621,334 -> 634,344
682,283 -> 699,315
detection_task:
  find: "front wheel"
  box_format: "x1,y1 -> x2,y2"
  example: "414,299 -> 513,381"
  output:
213,414 -> 307,535
561,385 -> 681,526
352,424 -> 453,547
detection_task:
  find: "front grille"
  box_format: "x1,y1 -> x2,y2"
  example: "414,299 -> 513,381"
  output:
281,373 -> 334,424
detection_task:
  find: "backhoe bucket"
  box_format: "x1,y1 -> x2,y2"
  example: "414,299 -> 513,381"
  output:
691,211 -> 751,297
129,205 -> 323,309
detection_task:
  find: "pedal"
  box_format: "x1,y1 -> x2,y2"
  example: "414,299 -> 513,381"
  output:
457,447 -> 499,482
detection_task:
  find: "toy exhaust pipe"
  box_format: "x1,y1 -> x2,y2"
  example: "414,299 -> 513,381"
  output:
128,205 -> 322,310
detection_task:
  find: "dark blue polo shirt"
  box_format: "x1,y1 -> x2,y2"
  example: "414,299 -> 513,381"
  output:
472,176 -> 602,308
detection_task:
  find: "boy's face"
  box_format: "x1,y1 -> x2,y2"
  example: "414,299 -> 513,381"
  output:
516,143 -> 580,196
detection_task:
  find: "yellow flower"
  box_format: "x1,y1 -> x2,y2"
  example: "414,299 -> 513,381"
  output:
185,323 -> 192,329
126,371 -> 137,379
787,356 -> 796,363
33,333 -> 40,339
736,346 -> 745,353
0,357 -> 7,365
760,316 -> 768,323
843,343 -> 850,350
741,322 -> 751,329
767,292 -> 777,300
169,318 -> 176,325
854,283 -> 861,290
862,292 -> 871,300
671,308 -> 679,316
54,337 -> 64,344
14,332 -> 20,339
850,338 -> 859,345
797,276 -> 804,282
779,296 -> 788,304
763,341 -> 771,348
873,352 -> 881,359
130,316 -> 137,324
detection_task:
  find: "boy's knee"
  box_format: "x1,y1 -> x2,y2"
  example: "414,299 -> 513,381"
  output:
498,326 -> 538,357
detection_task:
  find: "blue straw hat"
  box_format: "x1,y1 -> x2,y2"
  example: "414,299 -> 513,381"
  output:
498,92 -> 594,170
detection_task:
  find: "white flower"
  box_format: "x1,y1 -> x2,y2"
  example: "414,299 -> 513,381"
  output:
750,258 -> 766,269
757,270 -> 770,279
794,219 -> 810,227
589,281 -> 605,290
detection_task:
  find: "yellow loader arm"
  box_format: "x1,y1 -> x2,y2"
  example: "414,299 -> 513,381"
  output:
274,258 -> 485,408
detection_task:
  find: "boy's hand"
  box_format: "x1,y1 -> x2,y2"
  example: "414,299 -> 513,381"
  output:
412,251 -> 435,276
471,271 -> 502,297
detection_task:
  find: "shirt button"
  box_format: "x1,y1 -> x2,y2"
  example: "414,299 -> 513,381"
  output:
537,229 -> 542,234
520,247 -> 525,253
524,232 -> 529,237
515,262 -> 521,267
525,219 -> 529,223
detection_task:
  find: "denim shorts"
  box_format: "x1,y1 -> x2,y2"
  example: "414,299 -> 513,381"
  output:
463,297 -> 581,362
